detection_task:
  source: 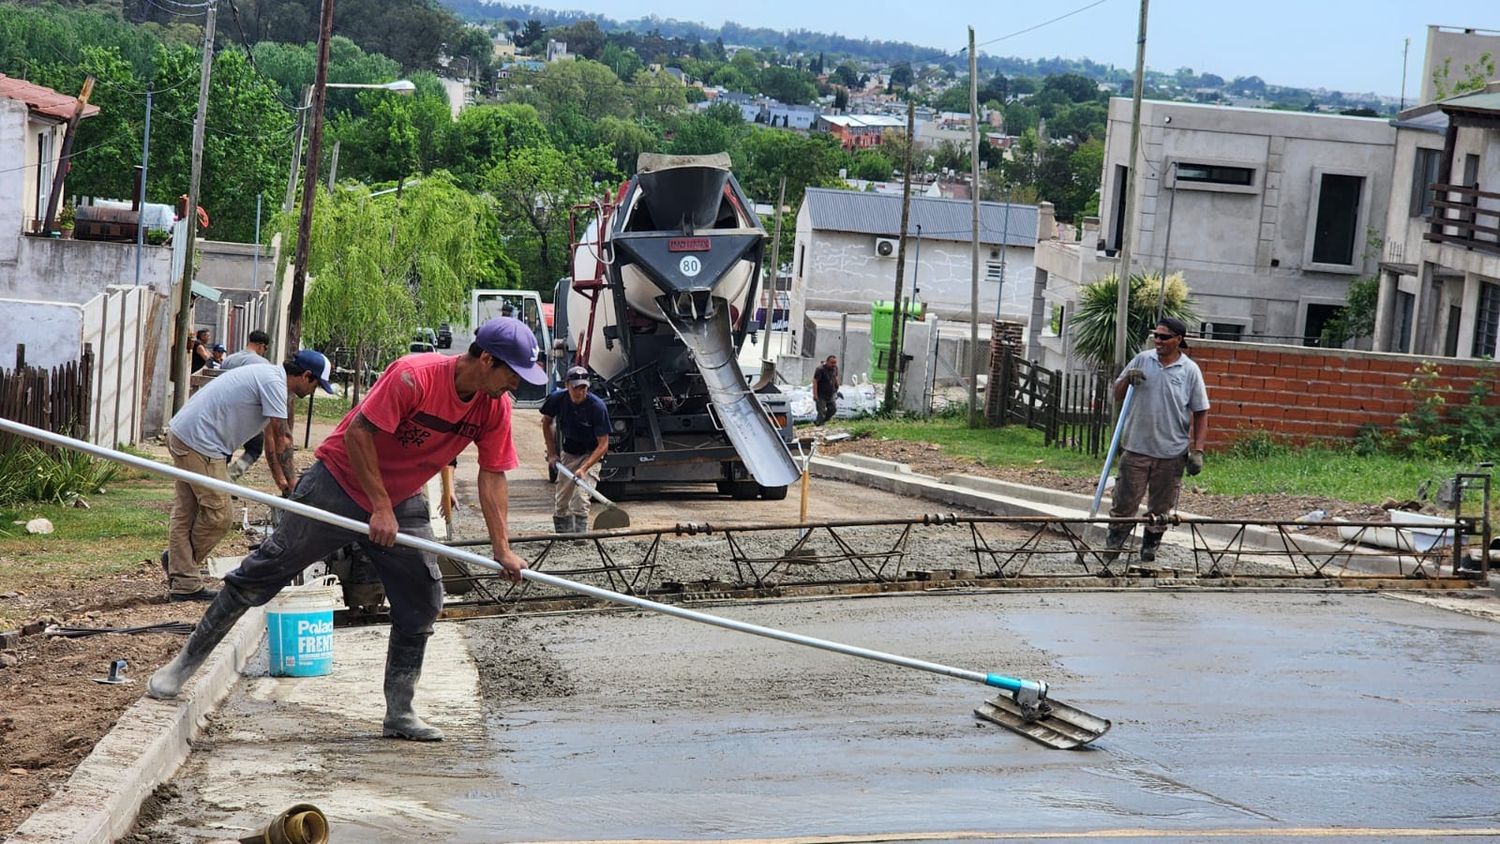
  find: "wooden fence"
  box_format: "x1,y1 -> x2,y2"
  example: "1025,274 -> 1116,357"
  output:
987,348 -> 1111,457
0,343 -> 95,444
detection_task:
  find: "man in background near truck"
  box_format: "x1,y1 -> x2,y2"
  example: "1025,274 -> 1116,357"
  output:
541,366 -> 611,534
813,355 -> 840,424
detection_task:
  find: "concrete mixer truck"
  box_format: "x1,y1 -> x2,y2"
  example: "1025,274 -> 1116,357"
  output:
553,153 -> 800,500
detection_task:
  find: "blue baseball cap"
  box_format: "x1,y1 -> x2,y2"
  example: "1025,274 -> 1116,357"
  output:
474,317 -> 547,385
292,349 -> 334,393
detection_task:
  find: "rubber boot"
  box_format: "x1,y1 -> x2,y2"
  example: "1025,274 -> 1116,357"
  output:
1101,526 -> 1130,565
572,514 -> 590,535
382,633 -> 444,741
553,516 -> 572,535
1139,531 -> 1162,563
146,585 -> 253,700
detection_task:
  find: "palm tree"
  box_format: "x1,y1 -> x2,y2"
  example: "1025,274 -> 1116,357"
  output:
1069,272 -> 1195,373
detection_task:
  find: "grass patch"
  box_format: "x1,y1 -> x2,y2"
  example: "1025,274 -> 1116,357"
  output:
0,476 -> 175,597
842,417 -> 1472,506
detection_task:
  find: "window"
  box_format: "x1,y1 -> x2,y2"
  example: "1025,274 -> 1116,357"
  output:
795,244 -> 805,278
985,261 -> 1003,282
1303,304 -> 1344,347
1175,162 -> 1255,186
1409,148 -> 1441,217
1311,173 -> 1364,266
1108,164 -> 1128,253
1395,291 -> 1414,354
1201,322 -> 1244,341
1473,282 -> 1500,359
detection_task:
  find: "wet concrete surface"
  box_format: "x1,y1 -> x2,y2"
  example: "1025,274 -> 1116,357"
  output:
136,591 -> 1500,841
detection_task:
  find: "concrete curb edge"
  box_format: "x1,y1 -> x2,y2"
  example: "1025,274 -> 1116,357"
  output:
10,607 -> 268,844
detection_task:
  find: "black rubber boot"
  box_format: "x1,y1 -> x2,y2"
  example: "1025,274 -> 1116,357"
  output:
146,585 -> 253,700
572,515 -> 590,535
1140,531 -> 1163,563
382,633 -> 443,741
553,516 -> 572,535
1101,526 -> 1131,564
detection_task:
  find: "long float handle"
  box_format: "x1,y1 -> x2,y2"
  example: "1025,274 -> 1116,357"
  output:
553,462 -> 618,509
1088,383 -> 1134,519
0,418 -> 1043,697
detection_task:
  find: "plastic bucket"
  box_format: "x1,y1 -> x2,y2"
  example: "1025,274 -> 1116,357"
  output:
267,575 -> 342,678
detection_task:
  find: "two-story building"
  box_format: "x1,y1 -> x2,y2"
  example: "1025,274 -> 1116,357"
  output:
816,114 -> 906,150
1372,85 -> 1500,357
1032,97 -> 1397,372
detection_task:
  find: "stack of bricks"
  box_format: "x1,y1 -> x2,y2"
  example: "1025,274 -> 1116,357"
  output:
1187,339 -> 1500,448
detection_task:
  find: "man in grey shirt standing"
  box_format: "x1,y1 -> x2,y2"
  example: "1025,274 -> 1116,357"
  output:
1105,317 -> 1210,564
219,329 -> 274,480
163,350 -> 331,600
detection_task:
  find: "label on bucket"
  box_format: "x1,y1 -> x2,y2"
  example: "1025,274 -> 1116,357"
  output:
268,609 -> 334,677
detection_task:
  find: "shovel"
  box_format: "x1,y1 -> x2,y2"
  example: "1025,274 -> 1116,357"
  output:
0,417 -> 1110,750
554,462 -> 631,530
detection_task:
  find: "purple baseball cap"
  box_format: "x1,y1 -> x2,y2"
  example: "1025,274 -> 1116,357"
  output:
475,316 -> 547,385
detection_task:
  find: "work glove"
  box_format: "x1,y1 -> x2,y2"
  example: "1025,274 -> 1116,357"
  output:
1122,367 -> 1147,387
1186,449 -> 1205,476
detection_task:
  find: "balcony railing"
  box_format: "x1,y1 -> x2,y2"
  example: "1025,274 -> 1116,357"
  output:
1425,183 -> 1500,257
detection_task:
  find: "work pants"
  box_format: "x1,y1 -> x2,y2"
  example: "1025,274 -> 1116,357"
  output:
1108,450 -> 1187,539
166,432 -> 232,594
224,461 -> 442,638
553,452 -> 597,518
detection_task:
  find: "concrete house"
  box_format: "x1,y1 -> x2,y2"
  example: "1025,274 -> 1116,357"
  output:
787,187 -> 1037,357
1032,97 -> 1396,372
1372,86 -> 1500,357
817,114 -> 905,150
0,74 -> 178,443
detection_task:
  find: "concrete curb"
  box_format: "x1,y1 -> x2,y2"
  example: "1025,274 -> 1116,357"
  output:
10,607 -> 268,844
809,456 -> 1417,576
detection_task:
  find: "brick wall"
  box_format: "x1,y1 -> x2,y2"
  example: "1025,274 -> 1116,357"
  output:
1187,340 -> 1500,448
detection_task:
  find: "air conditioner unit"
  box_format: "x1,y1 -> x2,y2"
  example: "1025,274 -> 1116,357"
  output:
874,237 -> 899,258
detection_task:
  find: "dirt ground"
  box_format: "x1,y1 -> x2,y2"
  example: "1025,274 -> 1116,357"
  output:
0,439 -> 294,837
0,414 -> 1436,836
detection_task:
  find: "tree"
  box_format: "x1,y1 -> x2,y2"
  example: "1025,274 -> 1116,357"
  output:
515,19 -> 545,49
888,61 -> 913,91
1432,52 -> 1496,100
1069,273 -> 1195,372
600,42 -> 644,81
933,83 -> 971,113
563,19 -> 606,60
441,103 -> 548,179
758,65 -> 816,104
849,149 -> 893,181
595,115 -> 662,173
832,86 -> 848,111
631,67 -> 687,118
831,62 -> 860,89
482,144 -> 615,289
291,172 -> 517,372
667,104 -> 745,155
733,127 -> 844,206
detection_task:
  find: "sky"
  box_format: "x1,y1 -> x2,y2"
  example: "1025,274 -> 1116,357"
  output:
521,0 -> 1498,97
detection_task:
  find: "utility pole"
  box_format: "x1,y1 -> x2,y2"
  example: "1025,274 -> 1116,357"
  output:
268,86 -> 311,363
40,77 -> 94,235
967,26 -> 981,427
133,88 -> 151,287
883,99 -> 915,413
762,175 -> 786,364
1112,0 -> 1149,374
1400,37 -> 1410,111
993,184 -> 1012,320
286,0 -> 335,369
172,2 -> 216,413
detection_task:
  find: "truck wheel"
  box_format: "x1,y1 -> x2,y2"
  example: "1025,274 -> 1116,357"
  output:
758,484 -> 789,501
731,480 -> 759,500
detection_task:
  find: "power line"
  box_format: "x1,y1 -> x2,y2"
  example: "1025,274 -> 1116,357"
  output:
967,0 -> 1113,51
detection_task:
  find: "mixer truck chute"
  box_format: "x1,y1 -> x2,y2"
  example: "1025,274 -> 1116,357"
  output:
558,153 -> 799,499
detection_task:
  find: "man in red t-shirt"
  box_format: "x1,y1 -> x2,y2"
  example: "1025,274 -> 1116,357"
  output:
147,318 -> 548,742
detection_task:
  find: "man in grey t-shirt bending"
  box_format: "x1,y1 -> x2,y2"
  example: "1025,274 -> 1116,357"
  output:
162,350 -> 332,601
1105,317 -> 1210,564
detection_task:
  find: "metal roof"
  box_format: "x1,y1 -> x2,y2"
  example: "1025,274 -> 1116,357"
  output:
802,187 -> 1038,247
1440,91 -> 1500,114
0,74 -> 100,120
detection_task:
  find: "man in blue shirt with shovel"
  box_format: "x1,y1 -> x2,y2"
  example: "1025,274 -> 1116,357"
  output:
1104,317 -> 1210,564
